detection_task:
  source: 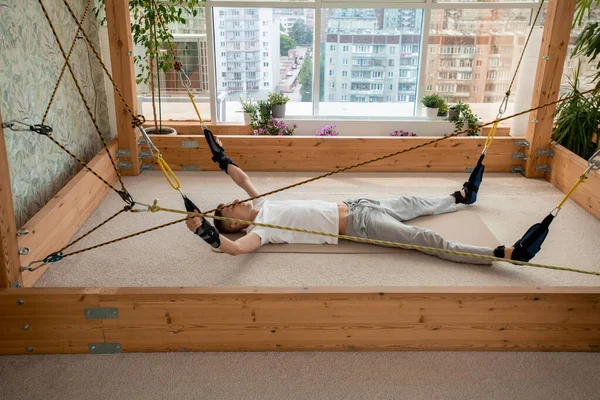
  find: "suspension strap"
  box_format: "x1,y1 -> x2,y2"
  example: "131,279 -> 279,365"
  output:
482,120 -> 499,155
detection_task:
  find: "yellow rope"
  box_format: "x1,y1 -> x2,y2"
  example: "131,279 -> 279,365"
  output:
555,173 -> 589,212
155,154 -> 181,190
484,120 -> 499,151
148,204 -> 600,277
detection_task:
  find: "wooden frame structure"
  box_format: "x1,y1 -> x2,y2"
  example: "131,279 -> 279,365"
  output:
1,0 -> 599,355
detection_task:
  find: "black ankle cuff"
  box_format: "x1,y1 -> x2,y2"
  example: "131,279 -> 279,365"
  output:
493,245 -> 505,258
452,190 -> 467,204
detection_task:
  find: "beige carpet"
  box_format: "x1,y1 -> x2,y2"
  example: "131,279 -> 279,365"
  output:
1,352 -> 599,400
34,171 -> 600,287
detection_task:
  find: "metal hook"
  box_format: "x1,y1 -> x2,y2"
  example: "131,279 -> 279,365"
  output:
179,69 -> 192,90
2,120 -> 33,132
588,148 -> 600,171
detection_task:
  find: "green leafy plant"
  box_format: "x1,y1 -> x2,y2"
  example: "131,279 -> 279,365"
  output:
437,101 -> 449,116
96,0 -> 203,131
573,0 -> 600,28
267,92 -> 290,106
572,21 -> 600,85
280,33 -> 297,57
239,97 -> 257,114
421,93 -> 445,109
449,101 -> 481,136
552,61 -> 600,158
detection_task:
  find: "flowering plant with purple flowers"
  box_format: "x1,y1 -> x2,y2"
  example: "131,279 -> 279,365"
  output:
314,124 -> 339,136
252,117 -> 297,136
389,129 -> 417,137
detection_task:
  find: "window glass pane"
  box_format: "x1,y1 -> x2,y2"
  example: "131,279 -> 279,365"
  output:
434,0 -> 536,3
561,7 -> 600,93
426,8 -> 532,121
135,8 -> 211,122
213,8 -> 315,122
319,8 -> 424,117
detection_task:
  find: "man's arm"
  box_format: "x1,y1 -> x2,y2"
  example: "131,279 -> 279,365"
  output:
185,216 -> 261,255
226,164 -> 260,198
204,130 -> 260,198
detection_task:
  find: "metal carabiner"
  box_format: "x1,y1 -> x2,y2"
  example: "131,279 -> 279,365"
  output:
496,96 -> 509,119
2,120 -> 33,132
588,148 -> 600,171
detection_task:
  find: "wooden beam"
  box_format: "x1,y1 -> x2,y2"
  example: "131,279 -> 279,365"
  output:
143,122 -> 511,137
105,0 -> 141,176
148,135 -> 520,173
0,108 -> 22,288
547,144 -> 600,220
524,0 -> 577,177
1,286 -> 599,354
18,141 -> 119,287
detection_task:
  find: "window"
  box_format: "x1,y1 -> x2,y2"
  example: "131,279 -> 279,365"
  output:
156,4 -> 544,123
329,81 -> 335,89
342,95 -> 347,101
329,94 -> 335,100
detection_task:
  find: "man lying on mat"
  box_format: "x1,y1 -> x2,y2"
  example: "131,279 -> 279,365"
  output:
185,131 -> 538,264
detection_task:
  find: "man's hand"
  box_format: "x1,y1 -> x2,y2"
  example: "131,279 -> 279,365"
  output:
186,215 -> 203,234
204,129 -> 237,174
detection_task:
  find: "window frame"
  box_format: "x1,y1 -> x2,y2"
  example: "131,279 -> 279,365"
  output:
205,0 -> 543,123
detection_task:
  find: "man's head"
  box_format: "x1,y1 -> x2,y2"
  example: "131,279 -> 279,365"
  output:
214,200 -> 255,233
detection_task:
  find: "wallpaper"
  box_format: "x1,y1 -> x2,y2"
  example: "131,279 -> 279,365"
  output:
0,0 -> 112,228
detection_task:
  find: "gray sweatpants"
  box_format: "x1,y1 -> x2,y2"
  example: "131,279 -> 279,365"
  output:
344,196 -> 495,265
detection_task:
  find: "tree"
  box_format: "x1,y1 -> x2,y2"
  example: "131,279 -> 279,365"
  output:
289,20 -> 313,45
298,56 -> 312,102
280,34 -> 297,56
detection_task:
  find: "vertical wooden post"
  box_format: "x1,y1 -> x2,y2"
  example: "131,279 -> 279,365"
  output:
0,108 -> 23,288
524,0 -> 577,178
105,0 -> 141,176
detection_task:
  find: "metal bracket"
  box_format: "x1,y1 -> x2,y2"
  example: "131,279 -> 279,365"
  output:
514,139 -> 530,148
512,152 -> 527,161
510,166 -> 525,174
534,164 -> 551,173
537,148 -> 554,157
465,167 -> 474,173
181,140 -> 199,149
140,163 -> 154,172
116,149 -> 131,158
182,165 -> 200,171
138,137 -> 147,146
11,280 -> 22,288
84,307 -> 119,320
139,151 -> 153,159
88,343 -> 122,354
18,247 -> 30,255
117,161 -> 132,170
17,229 -> 29,237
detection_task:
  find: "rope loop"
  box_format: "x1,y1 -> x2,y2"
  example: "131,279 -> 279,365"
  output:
31,124 -> 53,136
131,114 -> 146,128
118,189 -> 135,206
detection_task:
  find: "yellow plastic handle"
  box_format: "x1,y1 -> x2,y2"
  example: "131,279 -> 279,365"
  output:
156,155 -> 181,190
484,121 -> 499,150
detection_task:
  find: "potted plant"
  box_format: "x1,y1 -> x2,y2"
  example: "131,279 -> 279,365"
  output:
252,118 -> 297,136
437,101 -> 449,118
552,61 -> 600,159
421,93 -> 446,118
268,92 -> 290,118
315,124 -> 339,136
449,101 -> 481,136
448,105 -> 460,120
97,0 -> 203,135
239,97 -> 257,126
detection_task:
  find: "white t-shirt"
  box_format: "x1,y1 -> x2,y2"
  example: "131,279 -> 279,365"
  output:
247,198 -> 339,245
